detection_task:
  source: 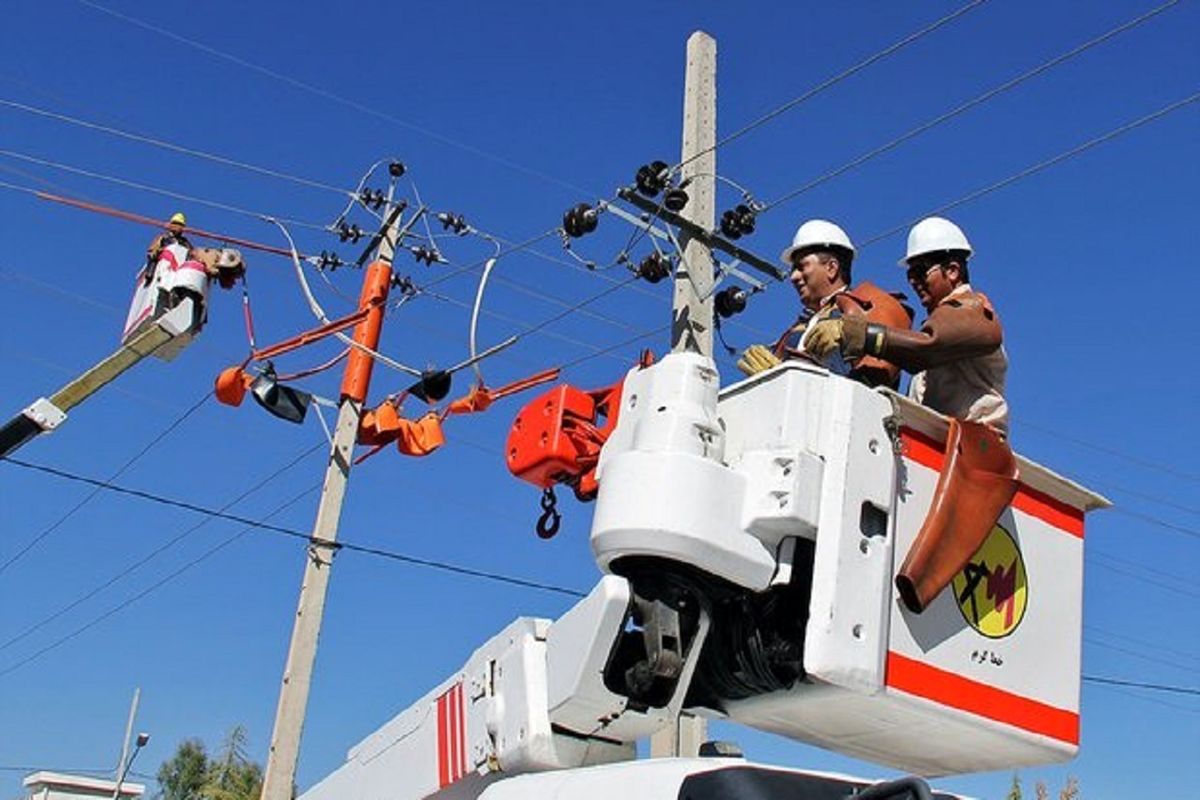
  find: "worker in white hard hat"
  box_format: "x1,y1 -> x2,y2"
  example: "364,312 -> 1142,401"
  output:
805,215 -> 1008,430
144,211 -> 195,282
807,217 -> 1017,616
737,218 -> 912,388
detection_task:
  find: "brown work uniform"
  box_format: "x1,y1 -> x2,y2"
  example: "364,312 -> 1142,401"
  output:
773,281 -> 912,388
879,283 -> 1008,432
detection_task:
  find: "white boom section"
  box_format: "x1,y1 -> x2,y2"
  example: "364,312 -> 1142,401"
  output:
301,576 -> 712,800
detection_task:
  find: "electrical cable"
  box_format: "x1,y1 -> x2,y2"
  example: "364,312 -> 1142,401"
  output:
267,217 -> 422,377
72,0 -> 598,199
0,442 -> 324,654
0,391 -> 211,577
0,455 -> 587,598
758,0 -> 1182,213
1015,418 -> 1200,486
0,97 -> 351,196
673,0 -> 991,173
1081,675 -> 1200,697
857,90 -> 1200,248
0,148 -> 330,230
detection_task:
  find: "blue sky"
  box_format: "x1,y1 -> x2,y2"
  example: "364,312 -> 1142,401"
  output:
1,1 -> 1197,798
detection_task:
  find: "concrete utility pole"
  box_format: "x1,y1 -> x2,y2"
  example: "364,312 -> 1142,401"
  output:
670,30 -> 717,358
653,30 -> 715,759
113,687 -> 140,781
259,213 -> 400,800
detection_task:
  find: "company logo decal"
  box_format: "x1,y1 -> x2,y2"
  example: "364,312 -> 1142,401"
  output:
952,523 -> 1027,638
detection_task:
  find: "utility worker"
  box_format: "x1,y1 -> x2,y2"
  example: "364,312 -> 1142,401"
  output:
805,216 -> 1016,615
737,219 -> 911,388
144,211 -> 194,281
804,216 -> 1007,429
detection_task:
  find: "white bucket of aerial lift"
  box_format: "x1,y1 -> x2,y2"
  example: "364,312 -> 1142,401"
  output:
713,364 -> 1107,776
122,242 -> 209,360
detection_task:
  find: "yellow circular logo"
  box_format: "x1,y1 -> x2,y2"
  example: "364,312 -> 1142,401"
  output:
951,524 -> 1028,638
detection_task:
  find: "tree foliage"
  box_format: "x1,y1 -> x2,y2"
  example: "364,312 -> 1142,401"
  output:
155,727 -> 263,800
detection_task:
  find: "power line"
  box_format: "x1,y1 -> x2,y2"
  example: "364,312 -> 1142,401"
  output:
858,90 -> 1200,248
675,0 -> 991,172
0,148 -> 331,231
0,97 -> 350,196
1108,506 -> 1200,542
0,442 -> 325,654
759,0 -> 1181,213
73,0 -> 597,199
0,455 -> 586,597
1015,417 -> 1200,486
0,391 -> 211,576
1082,675 -> 1200,697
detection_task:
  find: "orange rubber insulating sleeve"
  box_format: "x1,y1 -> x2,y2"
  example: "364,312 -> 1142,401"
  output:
340,260 -> 393,403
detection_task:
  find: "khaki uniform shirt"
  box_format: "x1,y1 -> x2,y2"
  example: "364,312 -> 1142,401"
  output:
908,284 -> 1009,432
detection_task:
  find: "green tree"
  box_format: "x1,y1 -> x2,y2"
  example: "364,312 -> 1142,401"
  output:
202,726 -> 263,800
156,739 -> 208,800
155,727 -> 264,800
1006,772 -> 1023,800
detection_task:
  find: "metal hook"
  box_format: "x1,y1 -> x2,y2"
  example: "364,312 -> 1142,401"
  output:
536,487 -> 562,539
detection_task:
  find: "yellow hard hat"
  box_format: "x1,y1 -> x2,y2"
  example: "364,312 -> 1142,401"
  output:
169,212 -> 187,226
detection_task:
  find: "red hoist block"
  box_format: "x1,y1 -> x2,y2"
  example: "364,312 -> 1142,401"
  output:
505,382 -> 623,495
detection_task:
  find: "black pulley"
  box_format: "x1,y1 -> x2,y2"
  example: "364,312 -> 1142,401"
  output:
636,252 -> 672,284
407,369 -> 453,403
663,187 -> 689,212
562,203 -> 598,238
634,160 -> 670,197
715,285 -> 748,319
388,161 -> 406,177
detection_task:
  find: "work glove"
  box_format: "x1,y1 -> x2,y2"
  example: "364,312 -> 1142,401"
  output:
805,316 -> 869,359
736,344 -> 781,376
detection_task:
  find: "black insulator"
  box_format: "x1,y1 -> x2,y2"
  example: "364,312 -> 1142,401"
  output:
388,161 -> 406,177
663,187 -> 689,212
735,204 -> 756,235
637,252 -> 672,284
369,189 -> 386,210
392,275 -> 418,297
437,212 -> 469,235
349,224 -> 364,244
337,223 -> 351,242
720,209 -> 742,240
318,250 -> 343,271
562,203 -> 598,238
410,246 -> 441,266
634,160 -> 670,197
715,285 -> 748,319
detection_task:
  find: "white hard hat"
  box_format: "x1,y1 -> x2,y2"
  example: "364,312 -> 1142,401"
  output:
900,216 -> 973,266
780,219 -> 856,265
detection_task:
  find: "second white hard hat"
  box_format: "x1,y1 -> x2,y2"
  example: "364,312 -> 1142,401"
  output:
780,219 -> 856,265
900,216 -> 973,266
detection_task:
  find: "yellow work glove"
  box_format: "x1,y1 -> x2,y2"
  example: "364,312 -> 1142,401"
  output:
806,316 -> 871,359
736,344 -> 781,376
804,318 -> 844,358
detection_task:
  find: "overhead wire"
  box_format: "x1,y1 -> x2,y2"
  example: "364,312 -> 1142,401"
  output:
0,97 -> 351,196
0,441 -> 325,654
73,0 -> 598,199
0,147 -> 331,231
0,456 -> 587,599
673,0 -> 992,173
268,217 -> 422,377
7,453 -> 1200,700
0,391 -> 212,577
758,0 -> 1182,213
857,90 -> 1200,248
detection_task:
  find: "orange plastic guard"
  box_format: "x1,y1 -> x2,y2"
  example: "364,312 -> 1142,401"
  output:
341,260 -> 393,403
505,380 -> 623,495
